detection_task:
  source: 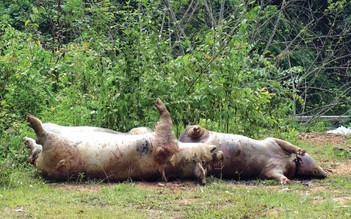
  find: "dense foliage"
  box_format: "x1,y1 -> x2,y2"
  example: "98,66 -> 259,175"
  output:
1,0 -> 350,185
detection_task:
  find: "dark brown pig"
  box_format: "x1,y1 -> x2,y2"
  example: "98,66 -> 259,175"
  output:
179,125 -> 327,184
24,99 -> 219,183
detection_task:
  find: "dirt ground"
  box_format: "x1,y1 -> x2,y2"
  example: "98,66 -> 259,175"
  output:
297,132 -> 350,147
298,132 -> 351,175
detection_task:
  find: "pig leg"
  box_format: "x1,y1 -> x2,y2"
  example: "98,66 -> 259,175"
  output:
193,157 -> 207,185
211,151 -> 224,179
153,98 -> 179,164
23,137 -> 42,165
154,98 -> 173,130
26,115 -> 46,137
156,146 -> 168,182
272,138 -> 306,155
262,169 -> 290,185
160,167 -> 167,182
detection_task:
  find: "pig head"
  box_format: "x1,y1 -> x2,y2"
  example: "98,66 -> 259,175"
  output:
165,143 -> 223,184
179,125 -> 327,184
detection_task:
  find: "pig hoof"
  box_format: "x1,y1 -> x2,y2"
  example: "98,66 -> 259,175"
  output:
194,126 -> 200,134
23,137 -> 35,149
297,149 -> 306,156
189,126 -> 203,139
155,98 -> 166,112
281,178 -> 290,185
23,137 -> 31,146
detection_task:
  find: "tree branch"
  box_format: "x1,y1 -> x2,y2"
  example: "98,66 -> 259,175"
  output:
262,0 -> 286,55
203,0 -> 216,28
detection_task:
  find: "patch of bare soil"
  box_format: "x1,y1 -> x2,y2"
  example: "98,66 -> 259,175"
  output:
333,161 -> 351,175
297,132 -> 350,147
54,183 -> 109,192
332,195 -> 351,205
298,132 -> 351,175
53,181 -> 202,194
135,180 -> 202,194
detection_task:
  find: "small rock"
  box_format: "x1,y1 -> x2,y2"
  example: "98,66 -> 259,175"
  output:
15,207 -> 24,213
158,183 -> 165,187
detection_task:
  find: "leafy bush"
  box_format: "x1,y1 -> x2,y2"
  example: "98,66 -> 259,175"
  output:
1,0 -> 326,187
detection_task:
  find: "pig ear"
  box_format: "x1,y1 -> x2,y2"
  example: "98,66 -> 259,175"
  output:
213,150 -> 224,161
208,145 -> 217,153
192,154 -> 200,163
169,154 -> 176,166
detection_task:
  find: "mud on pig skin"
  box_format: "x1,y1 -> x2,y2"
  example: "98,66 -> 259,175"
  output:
179,125 -> 327,184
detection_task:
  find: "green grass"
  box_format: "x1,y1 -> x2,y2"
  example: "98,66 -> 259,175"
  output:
1,140 -> 351,218
1,176 -> 350,218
